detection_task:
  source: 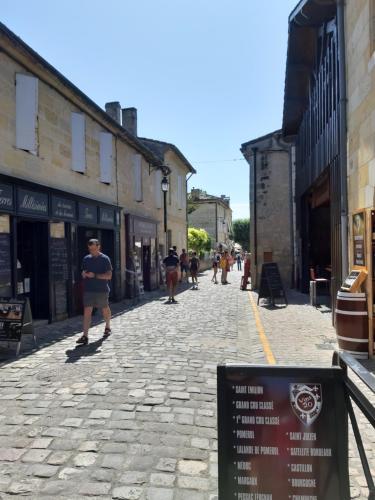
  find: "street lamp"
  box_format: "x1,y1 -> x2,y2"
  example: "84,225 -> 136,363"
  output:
161,175 -> 169,248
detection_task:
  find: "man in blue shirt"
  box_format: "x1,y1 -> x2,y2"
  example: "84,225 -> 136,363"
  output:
76,239 -> 113,345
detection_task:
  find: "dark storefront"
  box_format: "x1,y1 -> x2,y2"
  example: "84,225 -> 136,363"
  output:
0,175 -> 121,323
283,0 -> 346,309
125,214 -> 158,297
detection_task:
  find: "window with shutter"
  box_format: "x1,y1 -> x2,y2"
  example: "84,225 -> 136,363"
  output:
155,170 -> 162,208
71,113 -> 86,173
16,73 -> 38,153
100,132 -> 112,184
133,154 -> 143,201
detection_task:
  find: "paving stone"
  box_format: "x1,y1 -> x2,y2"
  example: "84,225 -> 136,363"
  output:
112,486 -> 143,499
0,448 -> 26,461
73,452 -> 97,467
21,449 -> 51,463
28,464 -> 59,477
78,481 -> 111,496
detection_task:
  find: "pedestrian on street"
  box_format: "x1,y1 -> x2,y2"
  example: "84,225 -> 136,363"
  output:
220,250 -> 230,284
163,248 -> 180,303
172,245 -> 178,257
179,248 -> 189,282
76,239 -> 113,345
236,253 -> 242,271
230,249 -> 235,271
211,254 -> 219,283
189,251 -> 200,289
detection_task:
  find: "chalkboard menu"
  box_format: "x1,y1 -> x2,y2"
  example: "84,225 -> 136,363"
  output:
0,233 -> 11,287
258,262 -> 287,306
0,299 -> 25,342
218,365 -> 350,500
50,238 -> 69,281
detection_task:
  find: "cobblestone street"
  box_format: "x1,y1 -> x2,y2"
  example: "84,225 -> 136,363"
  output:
0,269 -> 374,499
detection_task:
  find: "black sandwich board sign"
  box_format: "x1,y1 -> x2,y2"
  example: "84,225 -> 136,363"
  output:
218,364 -> 350,500
0,298 -> 36,356
258,262 -> 288,306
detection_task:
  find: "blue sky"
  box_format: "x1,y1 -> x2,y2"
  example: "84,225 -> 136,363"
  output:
1,0 -> 297,220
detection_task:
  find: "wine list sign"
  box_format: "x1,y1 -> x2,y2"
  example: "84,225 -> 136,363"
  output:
217,365 -> 350,500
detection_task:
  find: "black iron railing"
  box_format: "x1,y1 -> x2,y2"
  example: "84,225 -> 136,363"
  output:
332,351 -> 375,499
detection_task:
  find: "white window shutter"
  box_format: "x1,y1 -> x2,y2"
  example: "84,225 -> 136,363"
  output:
16,73 -> 38,153
155,169 -> 162,208
133,154 -> 143,201
100,132 -> 112,183
177,175 -> 183,210
71,113 -> 86,172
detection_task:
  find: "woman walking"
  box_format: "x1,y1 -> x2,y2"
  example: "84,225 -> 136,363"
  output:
211,254 -> 219,284
220,251 -> 230,284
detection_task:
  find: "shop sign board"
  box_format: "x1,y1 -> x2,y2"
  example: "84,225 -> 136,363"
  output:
0,183 -> 14,211
353,212 -> 365,267
0,233 -> 11,287
78,203 -> 97,224
133,218 -> 157,238
51,196 -> 76,220
17,188 -> 48,217
218,364 -> 350,500
0,299 -> 25,343
99,207 -> 114,227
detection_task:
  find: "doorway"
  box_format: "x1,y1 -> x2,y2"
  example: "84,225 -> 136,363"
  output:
17,220 -> 49,320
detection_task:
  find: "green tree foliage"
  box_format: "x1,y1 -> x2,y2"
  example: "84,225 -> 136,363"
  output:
232,218 -> 250,250
188,227 -> 211,256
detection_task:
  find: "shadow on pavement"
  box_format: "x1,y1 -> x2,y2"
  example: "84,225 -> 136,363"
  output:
0,279 -> 194,367
65,338 -> 105,363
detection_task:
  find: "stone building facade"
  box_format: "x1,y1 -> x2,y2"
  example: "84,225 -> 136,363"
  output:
241,131 -> 294,289
187,189 -> 232,249
0,22 -> 195,320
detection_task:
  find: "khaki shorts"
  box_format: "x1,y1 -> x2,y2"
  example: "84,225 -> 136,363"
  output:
83,292 -> 109,308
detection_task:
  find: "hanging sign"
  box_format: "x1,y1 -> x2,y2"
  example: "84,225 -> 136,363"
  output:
218,364 -> 350,500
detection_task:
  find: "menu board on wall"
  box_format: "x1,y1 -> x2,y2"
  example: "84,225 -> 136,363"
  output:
353,212 -> 365,267
218,365 -> 350,500
0,233 -> 11,287
50,238 -> 69,281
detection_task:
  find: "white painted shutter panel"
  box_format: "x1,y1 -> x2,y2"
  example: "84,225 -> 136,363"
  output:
155,170 -> 162,208
177,175 -> 183,210
133,154 -> 143,201
71,113 -> 86,172
100,132 -> 112,183
16,73 -> 38,153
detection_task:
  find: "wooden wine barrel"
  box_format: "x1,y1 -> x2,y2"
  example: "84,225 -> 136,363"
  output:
335,291 -> 368,359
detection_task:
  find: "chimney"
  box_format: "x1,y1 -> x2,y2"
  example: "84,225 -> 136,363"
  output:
105,101 -> 121,123
190,188 -> 201,200
122,107 -> 137,136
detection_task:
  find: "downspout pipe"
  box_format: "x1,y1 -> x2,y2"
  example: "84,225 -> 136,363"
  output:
251,147 -> 258,275
186,172 -> 194,251
337,0 -> 349,278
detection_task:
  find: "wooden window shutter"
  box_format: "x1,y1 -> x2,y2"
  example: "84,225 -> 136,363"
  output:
71,112 -> 86,173
16,73 -> 38,153
99,132 -> 112,183
155,169 -> 162,209
133,154 -> 143,201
